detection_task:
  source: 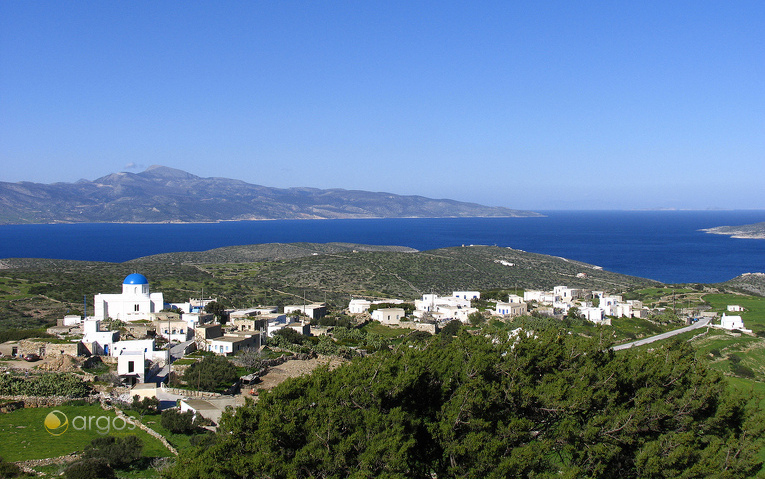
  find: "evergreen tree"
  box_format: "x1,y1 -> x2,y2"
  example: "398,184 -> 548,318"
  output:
166,328 -> 765,479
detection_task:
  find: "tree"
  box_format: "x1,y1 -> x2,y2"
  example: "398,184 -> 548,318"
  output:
161,409 -> 196,434
468,311 -> 485,325
272,327 -> 305,345
182,355 -> 238,392
166,330 -> 765,479
440,319 -> 462,336
64,458 -> 115,479
131,395 -> 160,418
82,435 -> 142,468
204,301 -> 226,322
566,306 -> 582,320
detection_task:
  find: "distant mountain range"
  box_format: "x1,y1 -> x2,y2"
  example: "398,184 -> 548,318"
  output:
0,165 -> 540,224
701,222 -> 765,239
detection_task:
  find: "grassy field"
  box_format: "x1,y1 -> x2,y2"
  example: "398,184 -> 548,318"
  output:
0,404 -> 172,462
703,293 -> 765,331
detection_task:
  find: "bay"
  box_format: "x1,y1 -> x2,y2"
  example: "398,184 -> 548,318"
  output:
1,210 -> 765,284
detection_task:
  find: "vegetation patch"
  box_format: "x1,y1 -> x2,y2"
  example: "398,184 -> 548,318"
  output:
0,404 -> 171,462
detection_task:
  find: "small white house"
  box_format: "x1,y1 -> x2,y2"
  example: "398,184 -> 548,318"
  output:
720,314 -> 749,332
154,319 -> 192,342
118,350 -> 147,386
452,291 -> 480,301
494,302 -> 528,317
284,303 -> 327,320
727,305 -> 745,312
82,319 -> 119,356
581,307 -> 610,325
207,333 -> 260,356
111,339 -> 155,357
372,308 -> 406,325
348,299 -> 372,314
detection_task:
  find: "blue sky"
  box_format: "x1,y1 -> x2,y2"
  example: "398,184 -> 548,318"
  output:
1,1 -> 763,210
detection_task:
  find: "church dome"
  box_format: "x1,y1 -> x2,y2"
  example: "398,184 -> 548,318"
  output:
123,273 -> 149,285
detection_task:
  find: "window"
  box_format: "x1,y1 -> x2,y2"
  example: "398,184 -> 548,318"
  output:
128,361 -> 134,373
134,304 -> 140,312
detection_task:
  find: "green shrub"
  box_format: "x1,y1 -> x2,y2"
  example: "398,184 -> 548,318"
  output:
82,435 -> 142,468
0,457 -> 32,478
64,458 -> 115,479
182,355 -> 238,392
161,409 -> 196,434
0,372 -> 91,397
730,363 -> 755,378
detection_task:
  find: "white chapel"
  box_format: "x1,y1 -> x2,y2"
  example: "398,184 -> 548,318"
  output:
93,273 -> 165,322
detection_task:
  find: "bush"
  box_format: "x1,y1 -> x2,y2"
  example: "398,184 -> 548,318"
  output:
0,372 -> 91,397
730,363 -> 755,378
64,458 -> 115,479
182,355 -> 239,392
440,320 -> 462,336
406,330 -> 432,342
131,395 -> 160,416
273,327 -> 305,345
161,409 -> 196,434
727,353 -> 742,364
82,435 -> 142,468
0,457 -> 31,478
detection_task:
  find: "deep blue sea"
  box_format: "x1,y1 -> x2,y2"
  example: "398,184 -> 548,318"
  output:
1,210 -> 765,284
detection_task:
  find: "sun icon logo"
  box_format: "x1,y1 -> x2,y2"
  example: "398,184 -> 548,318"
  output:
44,410 -> 69,436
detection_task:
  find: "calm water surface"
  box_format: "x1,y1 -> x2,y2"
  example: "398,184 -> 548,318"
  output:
1,210 -> 764,284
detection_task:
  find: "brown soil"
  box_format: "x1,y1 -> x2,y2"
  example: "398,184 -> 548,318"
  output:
246,355 -> 346,398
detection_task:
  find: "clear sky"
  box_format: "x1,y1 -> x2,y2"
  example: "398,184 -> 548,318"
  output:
1,1 -> 763,210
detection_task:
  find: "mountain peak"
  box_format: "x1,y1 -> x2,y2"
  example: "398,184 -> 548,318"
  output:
139,165 -> 200,180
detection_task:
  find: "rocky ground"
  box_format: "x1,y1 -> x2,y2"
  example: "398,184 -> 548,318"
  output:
246,355 -> 347,398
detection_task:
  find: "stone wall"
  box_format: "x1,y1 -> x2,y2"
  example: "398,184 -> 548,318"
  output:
16,339 -> 85,357
392,322 -> 438,334
0,395 -> 98,408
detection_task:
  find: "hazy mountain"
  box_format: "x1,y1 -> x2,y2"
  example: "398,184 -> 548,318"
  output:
0,165 -> 541,224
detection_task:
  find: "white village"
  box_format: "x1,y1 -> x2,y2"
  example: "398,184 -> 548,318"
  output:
0,272 -> 753,431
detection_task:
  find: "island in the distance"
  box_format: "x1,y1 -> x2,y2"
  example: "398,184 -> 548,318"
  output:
701,222 -> 765,239
0,165 -> 541,224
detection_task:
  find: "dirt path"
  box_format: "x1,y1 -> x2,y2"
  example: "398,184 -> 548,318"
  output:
247,356 -> 346,397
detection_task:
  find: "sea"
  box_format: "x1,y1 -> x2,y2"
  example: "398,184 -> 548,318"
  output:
1,210 -> 764,285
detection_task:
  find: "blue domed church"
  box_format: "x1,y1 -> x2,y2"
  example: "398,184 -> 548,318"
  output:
93,273 -> 165,322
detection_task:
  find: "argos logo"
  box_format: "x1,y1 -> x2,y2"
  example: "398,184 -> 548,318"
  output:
44,410 -> 137,435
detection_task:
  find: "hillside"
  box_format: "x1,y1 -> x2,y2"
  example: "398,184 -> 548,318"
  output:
0,165 -> 540,224
701,221 -> 765,239
128,242 -> 418,263
722,272 -> 765,296
0,244 -> 659,329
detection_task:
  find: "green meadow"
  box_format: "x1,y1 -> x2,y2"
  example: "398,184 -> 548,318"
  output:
0,404 -> 172,462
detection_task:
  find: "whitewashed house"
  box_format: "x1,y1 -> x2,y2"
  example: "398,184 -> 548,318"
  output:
348,299 -> 372,314
581,307 -> 610,325
494,302 -> 528,317
553,286 -> 582,303
719,314 -> 750,332
507,294 -> 524,304
117,350 -> 147,386
284,303 -> 327,320
82,319 -> 119,356
452,291 -> 480,300
372,307 -> 406,325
